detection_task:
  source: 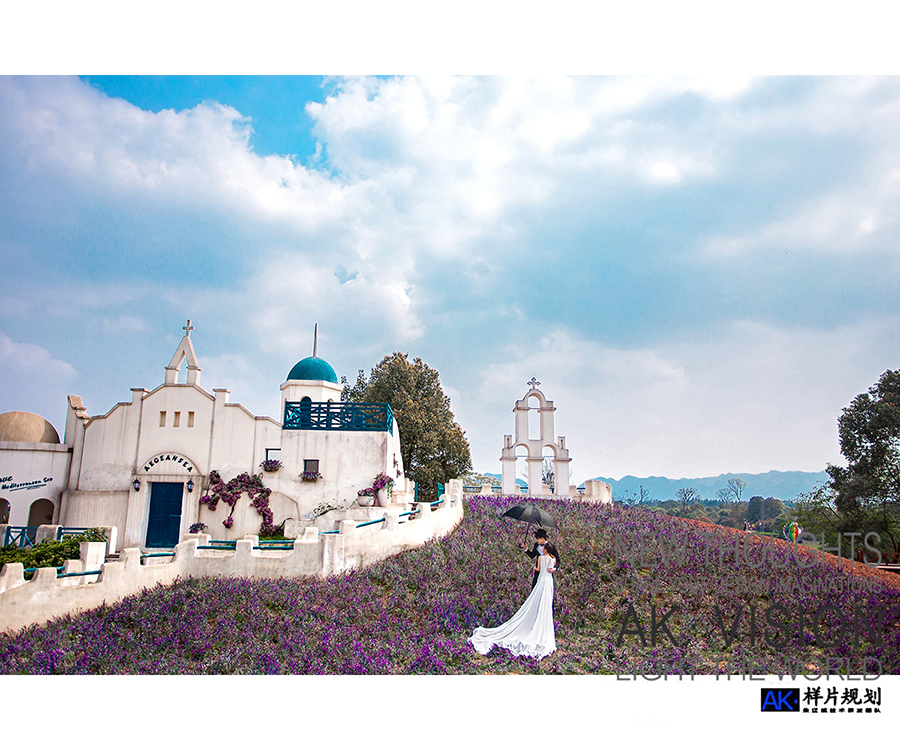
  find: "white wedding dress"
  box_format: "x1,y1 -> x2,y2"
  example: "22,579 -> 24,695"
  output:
470,554 -> 556,660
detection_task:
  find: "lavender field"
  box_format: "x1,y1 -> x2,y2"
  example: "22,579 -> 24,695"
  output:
1,495 -> 898,675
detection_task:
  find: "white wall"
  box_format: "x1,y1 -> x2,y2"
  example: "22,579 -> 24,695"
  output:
0,442 -> 71,526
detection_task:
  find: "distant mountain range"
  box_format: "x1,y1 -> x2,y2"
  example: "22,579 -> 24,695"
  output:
585,470 -> 829,502
481,469 -> 828,501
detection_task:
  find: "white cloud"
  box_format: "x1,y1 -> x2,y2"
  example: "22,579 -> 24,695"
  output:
702,186 -> 900,258
0,332 -> 77,378
3,75 -> 900,483
249,252 -> 424,361
649,160 -> 682,184
0,331 -> 77,426
458,319 -> 897,482
0,76 -> 352,232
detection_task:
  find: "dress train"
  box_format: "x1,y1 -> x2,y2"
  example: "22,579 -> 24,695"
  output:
469,554 -> 556,660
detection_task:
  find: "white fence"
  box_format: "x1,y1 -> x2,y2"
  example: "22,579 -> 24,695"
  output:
0,488 -> 463,634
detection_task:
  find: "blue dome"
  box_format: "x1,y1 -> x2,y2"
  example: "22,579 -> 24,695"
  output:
287,356 -> 338,383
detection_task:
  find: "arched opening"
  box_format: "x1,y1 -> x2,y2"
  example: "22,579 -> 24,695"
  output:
515,445 -> 529,494
527,396 -> 540,440
542,446 -> 557,494
299,396 -> 312,428
28,498 -> 55,526
0,498 -> 9,524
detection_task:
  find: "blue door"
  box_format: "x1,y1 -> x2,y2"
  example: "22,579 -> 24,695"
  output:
146,482 -> 183,548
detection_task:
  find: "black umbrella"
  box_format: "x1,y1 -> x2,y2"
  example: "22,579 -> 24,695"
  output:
502,502 -> 557,545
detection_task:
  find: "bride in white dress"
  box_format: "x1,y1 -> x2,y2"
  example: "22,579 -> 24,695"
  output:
470,543 -> 557,660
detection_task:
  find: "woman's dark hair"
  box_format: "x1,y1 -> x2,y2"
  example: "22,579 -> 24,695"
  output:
543,542 -> 558,560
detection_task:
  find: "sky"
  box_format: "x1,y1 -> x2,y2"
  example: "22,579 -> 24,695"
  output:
2,73 -> 899,484
2,3 -> 899,486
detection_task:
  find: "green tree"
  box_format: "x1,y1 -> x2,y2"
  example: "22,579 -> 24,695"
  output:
342,352 -> 472,502
747,495 -> 765,524
763,497 -> 786,527
730,502 -> 748,527
747,496 -> 785,529
716,507 -> 735,527
826,368 -> 900,555
795,484 -> 845,537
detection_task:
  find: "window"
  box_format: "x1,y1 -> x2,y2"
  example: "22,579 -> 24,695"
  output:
266,448 -> 281,462
304,459 -> 319,474
188,411 -> 195,428
173,411 -> 181,427
159,411 -> 166,427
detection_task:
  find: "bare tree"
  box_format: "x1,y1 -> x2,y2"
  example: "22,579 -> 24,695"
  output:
717,478 -> 748,504
728,478 -> 748,502
541,458 -> 556,493
639,485 -> 651,504
676,486 -> 701,514
517,457 -> 564,493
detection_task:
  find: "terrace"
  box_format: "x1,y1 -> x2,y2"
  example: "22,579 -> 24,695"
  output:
282,401 -> 394,432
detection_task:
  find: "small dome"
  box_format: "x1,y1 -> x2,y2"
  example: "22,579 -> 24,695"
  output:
0,411 -> 60,444
286,356 -> 338,384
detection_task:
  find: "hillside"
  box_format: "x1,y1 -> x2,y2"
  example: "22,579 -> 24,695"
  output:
1,495 -> 896,675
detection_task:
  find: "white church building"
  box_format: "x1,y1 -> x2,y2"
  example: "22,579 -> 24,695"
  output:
1,322 -> 410,551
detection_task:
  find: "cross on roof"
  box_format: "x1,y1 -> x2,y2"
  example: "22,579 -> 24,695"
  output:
183,319 -> 194,337
527,377 -> 541,389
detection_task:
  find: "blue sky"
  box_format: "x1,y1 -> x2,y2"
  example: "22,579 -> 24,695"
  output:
2,74 -> 899,483
80,76 -> 328,161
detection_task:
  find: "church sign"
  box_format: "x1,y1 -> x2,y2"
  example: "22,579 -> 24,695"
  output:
142,454 -> 195,473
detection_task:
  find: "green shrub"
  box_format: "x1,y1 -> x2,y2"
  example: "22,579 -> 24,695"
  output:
0,528 -> 107,572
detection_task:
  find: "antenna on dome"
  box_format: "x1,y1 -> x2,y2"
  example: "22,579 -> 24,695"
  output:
313,323 -> 318,358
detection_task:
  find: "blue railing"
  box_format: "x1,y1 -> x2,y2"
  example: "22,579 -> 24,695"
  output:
4,526 -> 38,549
283,401 -> 394,432
185,499 -> 448,550
58,569 -> 102,578
355,518 -> 386,529
22,566 -> 101,579
56,527 -> 92,540
2,526 -> 103,548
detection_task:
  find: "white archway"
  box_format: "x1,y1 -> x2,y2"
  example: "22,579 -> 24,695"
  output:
500,379 -> 571,496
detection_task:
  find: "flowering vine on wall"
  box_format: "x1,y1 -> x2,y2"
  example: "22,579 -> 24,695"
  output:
200,470 -> 278,535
